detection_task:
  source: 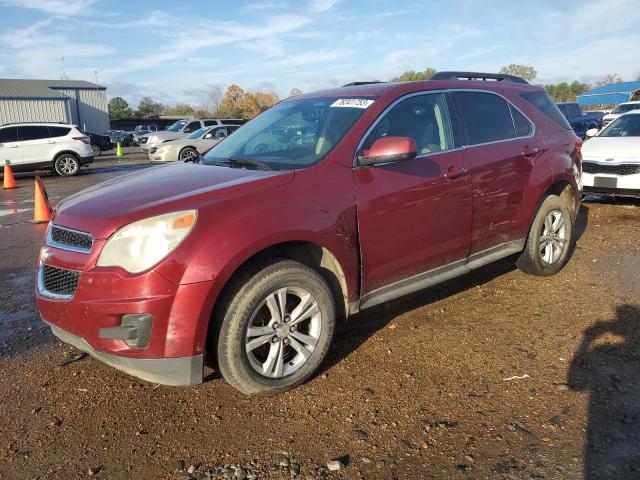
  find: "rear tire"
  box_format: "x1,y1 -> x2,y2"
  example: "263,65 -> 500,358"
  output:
54,154 -> 80,176
516,195 -> 572,276
216,260 -> 336,395
91,144 -> 101,156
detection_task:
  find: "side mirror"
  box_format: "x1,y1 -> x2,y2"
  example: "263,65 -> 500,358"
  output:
204,133 -> 213,139
586,128 -> 599,138
358,136 -> 417,167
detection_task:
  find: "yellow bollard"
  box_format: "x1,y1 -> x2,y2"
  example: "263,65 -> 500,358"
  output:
116,142 -> 123,157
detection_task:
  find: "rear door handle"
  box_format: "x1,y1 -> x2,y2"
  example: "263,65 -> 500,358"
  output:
444,165 -> 468,180
522,146 -> 546,161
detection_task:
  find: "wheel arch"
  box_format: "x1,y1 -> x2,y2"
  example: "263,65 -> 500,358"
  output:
52,150 -> 81,169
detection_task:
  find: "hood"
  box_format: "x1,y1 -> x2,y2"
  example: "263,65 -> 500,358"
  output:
54,163 -> 294,239
147,131 -> 181,143
159,137 -> 203,149
583,136 -> 640,161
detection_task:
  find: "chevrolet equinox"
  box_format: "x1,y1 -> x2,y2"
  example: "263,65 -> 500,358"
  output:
36,72 -> 582,394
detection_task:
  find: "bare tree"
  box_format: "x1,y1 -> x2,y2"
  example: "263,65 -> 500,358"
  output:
594,74 -> 623,87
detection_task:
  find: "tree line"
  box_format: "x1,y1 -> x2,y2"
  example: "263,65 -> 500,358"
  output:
109,66 -> 637,120
108,86 -> 302,120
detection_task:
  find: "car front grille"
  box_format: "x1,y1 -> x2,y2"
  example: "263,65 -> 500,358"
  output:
41,265 -> 81,297
583,162 -> 640,176
50,225 -> 92,251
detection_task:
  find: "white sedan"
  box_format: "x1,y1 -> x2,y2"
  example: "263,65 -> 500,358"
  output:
148,125 -> 241,163
582,111 -> 640,197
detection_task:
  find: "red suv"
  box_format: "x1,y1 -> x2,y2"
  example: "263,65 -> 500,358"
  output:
36,72 -> 581,394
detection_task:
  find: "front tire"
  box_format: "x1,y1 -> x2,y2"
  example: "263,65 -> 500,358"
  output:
54,154 -> 80,176
179,147 -> 198,161
516,195 -> 572,276
216,260 -> 336,395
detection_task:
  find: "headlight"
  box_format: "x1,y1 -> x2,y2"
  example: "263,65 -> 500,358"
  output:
97,210 -> 197,273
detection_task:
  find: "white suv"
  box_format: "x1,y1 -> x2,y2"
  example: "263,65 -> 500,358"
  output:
602,101 -> 640,128
0,123 -> 93,176
139,118 -> 244,152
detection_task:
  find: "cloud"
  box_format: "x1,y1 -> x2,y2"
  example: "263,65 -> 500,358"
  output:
308,0 -> 339,13
0,0 -> 94,16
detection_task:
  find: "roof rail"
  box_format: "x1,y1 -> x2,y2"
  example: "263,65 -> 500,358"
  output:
342,81 -> 385,87
0,121 -> 71,127
430,71 -> 529,84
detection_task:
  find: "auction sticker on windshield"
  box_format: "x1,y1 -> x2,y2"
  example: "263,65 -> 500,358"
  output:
330,99 -> 375,109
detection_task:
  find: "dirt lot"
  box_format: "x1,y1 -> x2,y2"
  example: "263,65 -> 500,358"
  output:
1,152 -> 639,479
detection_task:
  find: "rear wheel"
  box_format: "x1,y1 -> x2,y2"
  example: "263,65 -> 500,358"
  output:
54,154 -> 80,176
91,144 -> 101,156
516,195 -> 572,276
216,260 -> 336,395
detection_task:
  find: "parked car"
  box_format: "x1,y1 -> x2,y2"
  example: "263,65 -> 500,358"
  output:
106,130 -> 130,147
140,118 -> 245,152
85,131 -> 112,156
601,101 -> 640,128
148,125 -> 241,162
582,111 -> 640,197
555,102 -> 602,138
0,122 -> 93,176
132,125 -> 158,146
36,72 -> 581,393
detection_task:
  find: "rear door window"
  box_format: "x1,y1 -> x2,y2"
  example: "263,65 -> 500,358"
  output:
454,92 -> 516,145
0,126 -> 18,143
359,92 -> 455,156
520,92 -> 572,129
18,126 -> 50,141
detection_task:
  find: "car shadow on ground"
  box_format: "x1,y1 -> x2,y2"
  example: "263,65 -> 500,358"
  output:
568,304 -> 640,479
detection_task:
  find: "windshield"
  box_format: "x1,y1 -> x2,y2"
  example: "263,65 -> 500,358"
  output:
166,120 -> 188,132
599,114 -> 640,137
611,103 -> 640,114
202,97 -> 373,170
186,127 -> 210,139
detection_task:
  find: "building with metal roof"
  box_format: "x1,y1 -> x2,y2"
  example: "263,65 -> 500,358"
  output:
0,79 -> 109,133
577,81 -> 640,107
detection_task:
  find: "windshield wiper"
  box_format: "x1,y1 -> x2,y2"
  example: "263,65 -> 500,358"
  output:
210,157 -> 273,171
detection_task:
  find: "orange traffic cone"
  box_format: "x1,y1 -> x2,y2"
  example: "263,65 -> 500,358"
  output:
3,160 -> 17,189
32,176 -> 52,224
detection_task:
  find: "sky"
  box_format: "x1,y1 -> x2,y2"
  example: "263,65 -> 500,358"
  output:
0,0 -> 639,108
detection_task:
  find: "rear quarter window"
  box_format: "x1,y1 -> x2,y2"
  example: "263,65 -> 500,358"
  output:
48,127 -> 71,137
520,92 -> 572,130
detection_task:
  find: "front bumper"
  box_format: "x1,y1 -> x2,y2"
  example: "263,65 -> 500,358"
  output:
45,320 -> 203,385
148,148 -> 177,163
36,240 -> 214,385
582,167 -> 640,196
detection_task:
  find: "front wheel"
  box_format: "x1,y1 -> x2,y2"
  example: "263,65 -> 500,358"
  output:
516,195 -> 572,276
179,147 -> 198,161
54,154 -> 80,176
216,260 -> 336,395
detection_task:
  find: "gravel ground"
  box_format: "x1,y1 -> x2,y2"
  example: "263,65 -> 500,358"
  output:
1,153 -> 639,479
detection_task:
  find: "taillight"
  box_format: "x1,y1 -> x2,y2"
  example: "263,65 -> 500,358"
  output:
575,135 -> 583,157
73,136 -> 90,145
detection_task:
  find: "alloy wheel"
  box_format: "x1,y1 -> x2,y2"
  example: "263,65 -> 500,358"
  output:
245,286 -> 321,378
539,209 -> 567,265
